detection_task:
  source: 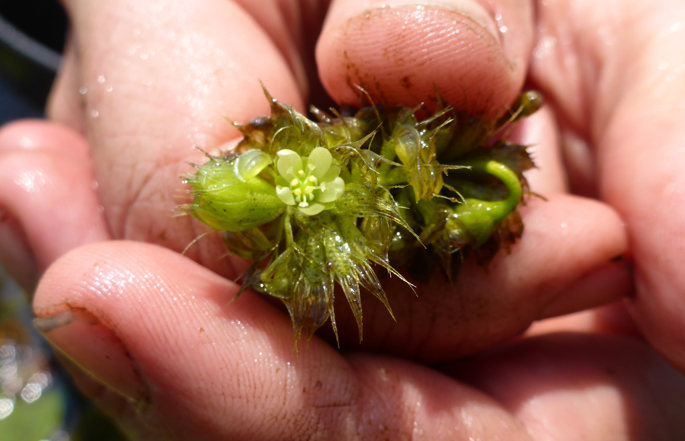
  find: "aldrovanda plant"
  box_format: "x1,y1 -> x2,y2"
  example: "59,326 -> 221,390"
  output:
183,87 -> 542,345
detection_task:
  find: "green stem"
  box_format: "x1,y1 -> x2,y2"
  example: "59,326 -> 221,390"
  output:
470,159 -> 522,214
283,213 -> 295,248
453,159 -> 522,246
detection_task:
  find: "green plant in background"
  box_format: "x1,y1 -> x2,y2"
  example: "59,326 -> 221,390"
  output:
0,270 -> 128,441
0,270 -> 64,441
184,88 -> 542,344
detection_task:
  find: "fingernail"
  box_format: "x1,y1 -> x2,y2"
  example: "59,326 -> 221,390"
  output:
34,309 -> 146,402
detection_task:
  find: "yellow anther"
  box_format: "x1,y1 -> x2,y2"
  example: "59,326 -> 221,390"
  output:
308,176 -> 317,183
293,188 -> 302,196
298,169 -> 305,176
290,178 -> 299,187
304,186 -> 314,195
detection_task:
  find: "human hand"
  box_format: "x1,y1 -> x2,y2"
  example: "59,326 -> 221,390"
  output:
0,0 -> 684,439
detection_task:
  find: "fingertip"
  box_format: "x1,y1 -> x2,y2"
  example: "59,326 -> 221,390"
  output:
0,119 -> 89,157
32,241 -> 348,438
317,0 -> 534,117
0,125 -> 107,280
35,309 -> 147,403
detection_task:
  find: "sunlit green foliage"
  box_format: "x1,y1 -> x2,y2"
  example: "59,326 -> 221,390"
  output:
183,88 -> 541,344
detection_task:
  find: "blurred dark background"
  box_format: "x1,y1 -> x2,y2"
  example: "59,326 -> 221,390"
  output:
0,0 -> 67,123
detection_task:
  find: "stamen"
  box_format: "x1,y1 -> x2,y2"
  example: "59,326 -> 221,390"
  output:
290,178 -> 299,187
308,176 -> 317,183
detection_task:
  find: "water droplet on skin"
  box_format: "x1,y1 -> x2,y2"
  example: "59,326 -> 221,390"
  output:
670,22 -> 685,32
91,110 -> 99,118
19,136 -> 34,148
105,85 -> 113,92
79,86 -> 87,95
97,75 -> 105,84
499,25 -> 508,33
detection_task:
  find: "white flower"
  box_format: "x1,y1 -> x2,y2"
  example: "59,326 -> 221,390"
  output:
275,147 -> 345,216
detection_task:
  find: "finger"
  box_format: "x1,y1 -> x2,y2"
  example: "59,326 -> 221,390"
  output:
443,333 -> 685,440
530,1 -> 685,370
318,194 -> 630,362
525,302 -> 642,338
0,119 -> 89,157
0,121 -> 109,290
50,0 -> 305,277
33,241 -> 533,440
317,0 -> 535,117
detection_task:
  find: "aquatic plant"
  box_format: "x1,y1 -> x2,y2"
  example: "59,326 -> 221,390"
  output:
183,88 -> 541,344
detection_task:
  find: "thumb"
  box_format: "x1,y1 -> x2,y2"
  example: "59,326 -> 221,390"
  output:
316,0 -> 535,117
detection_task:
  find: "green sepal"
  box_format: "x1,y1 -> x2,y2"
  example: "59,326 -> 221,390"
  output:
186,156 -> 285,232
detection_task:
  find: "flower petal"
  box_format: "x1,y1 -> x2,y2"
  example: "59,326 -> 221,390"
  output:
298,203 -> 325,216
276,149 -> 302,179
316,177 -> 345,203
320,165 -> 341,183
235,149 -> 272,182
307,147 -> 333,179
276,186 -> 296,206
